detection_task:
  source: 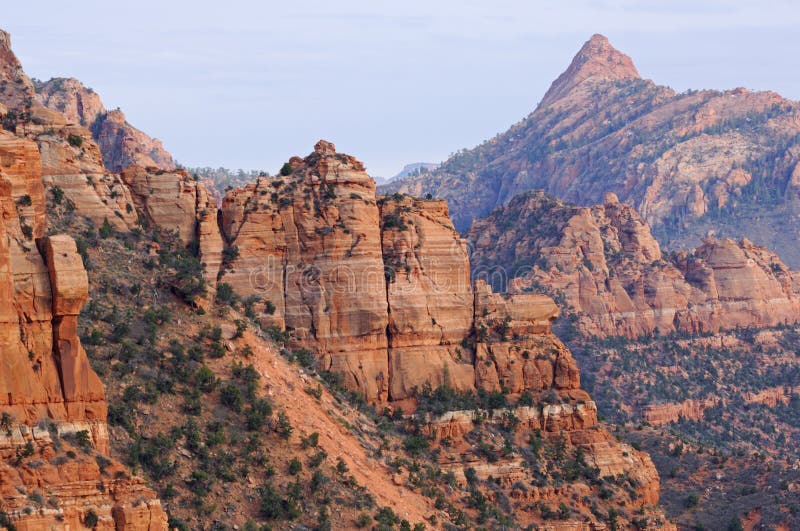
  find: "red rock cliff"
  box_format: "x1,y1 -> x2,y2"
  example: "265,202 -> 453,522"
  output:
469,190 -> 800,338
0,126 -> 166,529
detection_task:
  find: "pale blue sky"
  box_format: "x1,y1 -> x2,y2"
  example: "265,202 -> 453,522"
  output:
4,0 -> 800,177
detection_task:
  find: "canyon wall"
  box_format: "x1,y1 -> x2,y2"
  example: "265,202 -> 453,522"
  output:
469,190 -> 800,338
0,126 -> 166,528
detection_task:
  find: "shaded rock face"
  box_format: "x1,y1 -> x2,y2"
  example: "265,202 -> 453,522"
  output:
384,34 -> 800,267
93,109 -> 175,172
468,190 -> 800,337
35,77 -> 105,128
36,77 -> 175,172
0,129 -> 166,528
33,117 -> 140,231
471,281 -> 581,395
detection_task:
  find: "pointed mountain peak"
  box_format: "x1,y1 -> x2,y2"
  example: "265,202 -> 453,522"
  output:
539,34 -> 640,107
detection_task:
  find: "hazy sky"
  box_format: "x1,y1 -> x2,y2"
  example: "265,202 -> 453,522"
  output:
4,1 -> 800,177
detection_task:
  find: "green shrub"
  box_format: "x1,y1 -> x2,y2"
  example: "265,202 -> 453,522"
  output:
83,509 -> 98,527
287,457 -> 302,475
16,194 -> 32,207
375,507 -> 400,526
67,133 -> 83,147
98,218 -> 114,239
300,432 -> 319,448
216,283 -> 240,306
220,384 -> 244,412
279,163 -> 293,176
403,434 -> 430,456
195,366 -> 217,393
51,186 -> 65,204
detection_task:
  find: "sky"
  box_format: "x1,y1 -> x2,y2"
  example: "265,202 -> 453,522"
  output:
3,0 -> 800,177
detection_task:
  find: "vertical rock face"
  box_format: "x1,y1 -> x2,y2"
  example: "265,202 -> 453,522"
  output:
122,165 -> 223,287
122,166 -> 201,241
36,77 -> 176,172
0,118 -> 166,530
222,141 -> 391,400
35,77 -> 106,127
471,281 -> 581,395
93,109 -> 175,171
468,190 -> 800,338
379,196 -> 475,399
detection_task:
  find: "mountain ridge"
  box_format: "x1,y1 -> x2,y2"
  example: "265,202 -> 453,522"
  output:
383,33 -> 800,267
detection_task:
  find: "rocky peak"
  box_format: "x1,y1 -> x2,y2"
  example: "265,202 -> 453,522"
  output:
297,138 -> 366,174
314,138 -> 336,156
0,28 -> 35,110
540,33 -> 640,107
36,76 -> 106,127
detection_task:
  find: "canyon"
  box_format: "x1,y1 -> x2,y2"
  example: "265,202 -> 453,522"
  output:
2,21 -> 798,530
0,28 -> 673,528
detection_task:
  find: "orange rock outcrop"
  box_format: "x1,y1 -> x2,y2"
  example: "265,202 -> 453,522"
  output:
36,77 -> 175,172
0,116 -> 166,529
221,141 -> 391,400
469,190 -> 800,338
380,195 -> 475,399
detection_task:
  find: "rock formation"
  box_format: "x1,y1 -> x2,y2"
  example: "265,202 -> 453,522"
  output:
384,34 -> 800,267
36,77 -> 175,172
221,141 -> 391,400
0,125 -> 166,528
0,30 -> 35,111
469,190 -> 800,338
219,146 -> 670,526
29,111 -> 140,231
380,195 -> 474,399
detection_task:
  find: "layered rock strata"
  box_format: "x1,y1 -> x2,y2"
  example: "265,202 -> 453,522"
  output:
0,119 -> 166,529
36,77 -> 175,171
469,190 -> 800,338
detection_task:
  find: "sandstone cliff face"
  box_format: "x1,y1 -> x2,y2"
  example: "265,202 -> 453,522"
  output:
0,127 -> 166,528
37,77 -> 176,172
120,165 -> 224,289
35,77 -> 105,128
33,117 -> 139,231
385,34 -> 800,267
380,195 -> 475,399
92,109 -> 175,172
221,141 -> 391,400
469,190 -> 800,337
